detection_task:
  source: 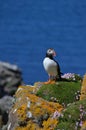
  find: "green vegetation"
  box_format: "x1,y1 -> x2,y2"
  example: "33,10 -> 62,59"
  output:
37,80 -> 86,130
55,99 -> 86,130
35,74 -> 86,129
36,81 -> 81,106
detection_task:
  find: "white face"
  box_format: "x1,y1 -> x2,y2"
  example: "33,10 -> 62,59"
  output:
47,48 -> 56,56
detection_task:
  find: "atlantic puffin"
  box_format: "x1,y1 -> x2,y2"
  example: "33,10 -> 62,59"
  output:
43,48 -> 62,84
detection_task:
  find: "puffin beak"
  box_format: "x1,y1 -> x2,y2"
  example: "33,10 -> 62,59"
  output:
53,51 -> 56,56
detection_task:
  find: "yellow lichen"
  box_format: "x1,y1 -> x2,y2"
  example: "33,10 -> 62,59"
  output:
10,85 -> 63,130
15,121 -> 40,130
42,117 -> 58,130
17,104 -> 27,122
80,75 -> 86,100
81,121 -> 86,130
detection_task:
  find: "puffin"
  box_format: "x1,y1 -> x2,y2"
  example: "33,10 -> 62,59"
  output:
43,48 -> 62,84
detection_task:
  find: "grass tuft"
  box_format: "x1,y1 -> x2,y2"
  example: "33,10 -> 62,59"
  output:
36,81 -> 81,106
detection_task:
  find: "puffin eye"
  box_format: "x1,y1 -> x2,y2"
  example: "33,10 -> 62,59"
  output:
48,49 -> 51,52
47,48 -> 53,55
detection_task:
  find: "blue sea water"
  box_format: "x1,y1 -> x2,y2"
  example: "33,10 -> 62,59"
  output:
0,0 -> 86,84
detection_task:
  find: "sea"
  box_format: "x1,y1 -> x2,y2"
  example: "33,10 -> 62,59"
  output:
0,0 -> 86,84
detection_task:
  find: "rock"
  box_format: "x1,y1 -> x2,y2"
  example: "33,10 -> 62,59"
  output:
7,85 -> 63,130
0,61 -> 23,97
0,96 -> 14,128
5,75 -> 86,130
2,125 -> 7,130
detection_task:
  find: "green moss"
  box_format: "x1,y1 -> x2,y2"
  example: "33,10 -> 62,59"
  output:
36,81 -> 81,106
54,122 -> 75,130
55,99 -> 86,130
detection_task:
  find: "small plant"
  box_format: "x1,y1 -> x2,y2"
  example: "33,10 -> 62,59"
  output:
75,91 -> 81,101
61,73 -> 82,81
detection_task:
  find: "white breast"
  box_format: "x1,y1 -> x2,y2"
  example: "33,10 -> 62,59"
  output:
43,57 -> 57,76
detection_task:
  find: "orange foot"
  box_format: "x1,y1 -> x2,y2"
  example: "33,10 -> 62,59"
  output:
43,80 -> 56,84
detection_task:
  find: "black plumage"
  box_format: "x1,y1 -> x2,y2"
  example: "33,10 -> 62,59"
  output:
43,48 -> 62,81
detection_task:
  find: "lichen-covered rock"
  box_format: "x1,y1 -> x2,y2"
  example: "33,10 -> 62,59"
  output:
81,121 -> 86,130
0,61 -> 23,97
80,74 -> 86,100
7,85 -> 63,130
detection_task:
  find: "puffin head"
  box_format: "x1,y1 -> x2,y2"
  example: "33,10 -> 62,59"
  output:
46,48 -> 56,59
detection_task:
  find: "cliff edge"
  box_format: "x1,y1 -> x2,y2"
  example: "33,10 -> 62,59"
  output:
5,74 -> 86,130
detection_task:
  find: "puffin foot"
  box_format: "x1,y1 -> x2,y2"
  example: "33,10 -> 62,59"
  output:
43,80 -> 56,84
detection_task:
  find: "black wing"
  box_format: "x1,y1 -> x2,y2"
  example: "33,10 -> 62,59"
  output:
54,59 -> 63,79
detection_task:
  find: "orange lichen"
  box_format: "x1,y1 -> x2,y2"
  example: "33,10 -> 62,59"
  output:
15,121 -> 40,130
9,85 -> 63,130
81,121 -> 86,130
17,104 -> 27,122
80,75 -> 86,100
42,117 -> 58,130
29,95 -> 63,117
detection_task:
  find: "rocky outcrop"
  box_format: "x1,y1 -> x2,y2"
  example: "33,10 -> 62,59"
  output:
0,61 -> 23,97
7,84 -> 63,130
0,61 -> 23,129
0,96 -> 14,128
4,74 -> 86,130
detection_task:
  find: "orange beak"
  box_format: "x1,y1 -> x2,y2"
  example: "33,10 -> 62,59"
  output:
53,51 -> 56,56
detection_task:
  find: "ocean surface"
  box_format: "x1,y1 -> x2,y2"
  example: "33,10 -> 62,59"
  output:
0,0 -> 86,84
